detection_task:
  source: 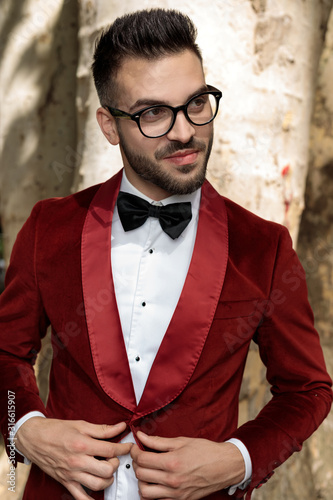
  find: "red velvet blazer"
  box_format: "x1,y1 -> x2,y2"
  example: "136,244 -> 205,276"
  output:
0,170 -> 332,500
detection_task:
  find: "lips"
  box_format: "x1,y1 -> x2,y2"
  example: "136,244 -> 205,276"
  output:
164,150 -> 199,166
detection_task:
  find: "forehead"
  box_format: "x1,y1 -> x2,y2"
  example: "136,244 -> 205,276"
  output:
115,50 -> 206,108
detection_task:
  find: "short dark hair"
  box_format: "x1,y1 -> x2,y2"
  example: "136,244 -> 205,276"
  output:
92,9 -> 202,106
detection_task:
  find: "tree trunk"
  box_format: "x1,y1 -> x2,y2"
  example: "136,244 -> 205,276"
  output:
297,8 -> 333,499
0,0 -> 78,263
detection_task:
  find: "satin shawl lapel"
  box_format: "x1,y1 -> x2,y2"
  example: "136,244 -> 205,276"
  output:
81,170 -> 137,411
136,180 -> 229,417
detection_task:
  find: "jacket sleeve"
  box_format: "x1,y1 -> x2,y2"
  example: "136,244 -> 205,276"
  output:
229,225 -> 333,497
0,202 -> 50,460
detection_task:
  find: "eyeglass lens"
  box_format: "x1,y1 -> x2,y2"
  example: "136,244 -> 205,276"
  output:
139,93 -> 218,138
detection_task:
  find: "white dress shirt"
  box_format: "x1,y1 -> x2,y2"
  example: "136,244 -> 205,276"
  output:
107,171 -> 251,498
14,170 -> 251,497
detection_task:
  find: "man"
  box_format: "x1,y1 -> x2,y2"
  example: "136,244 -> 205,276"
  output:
0,8 -> 332,500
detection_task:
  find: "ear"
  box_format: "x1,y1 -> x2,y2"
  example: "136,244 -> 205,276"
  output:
96,107 -> 120,145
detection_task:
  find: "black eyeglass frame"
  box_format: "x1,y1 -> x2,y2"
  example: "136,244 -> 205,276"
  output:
105,85 -> 222,139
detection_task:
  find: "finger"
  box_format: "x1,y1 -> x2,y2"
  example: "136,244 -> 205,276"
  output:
131,444 -> 141,462
136,431 -> 180,452
106,456 -> 122,471
80,436 -> 133,460
131,445 -> 168,470
138,479 -> 175,500
134,463 -> 172,487
75,445 -> 133,478
95,441 -> 133,459
114,441 -> 133,456
74,471 -> 116,492
65,480 -> 95,500
67,475 -> 114,495
76,455 -> 120,478
131,444 -> 156,465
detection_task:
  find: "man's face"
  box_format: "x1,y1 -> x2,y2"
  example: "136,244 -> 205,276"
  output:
105,50 -> 214,200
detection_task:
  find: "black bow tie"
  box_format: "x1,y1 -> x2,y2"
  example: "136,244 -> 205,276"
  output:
117,191 -> 192,239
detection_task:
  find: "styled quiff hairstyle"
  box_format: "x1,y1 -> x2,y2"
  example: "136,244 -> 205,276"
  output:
92,8 -> 202,107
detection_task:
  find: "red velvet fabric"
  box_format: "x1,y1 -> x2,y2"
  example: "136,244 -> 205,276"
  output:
0,170 -> 332,500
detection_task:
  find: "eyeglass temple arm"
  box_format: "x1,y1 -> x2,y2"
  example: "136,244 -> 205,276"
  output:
105,107 -> 132,119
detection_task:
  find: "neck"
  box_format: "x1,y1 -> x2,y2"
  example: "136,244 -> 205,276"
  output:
123,165 -> 172,201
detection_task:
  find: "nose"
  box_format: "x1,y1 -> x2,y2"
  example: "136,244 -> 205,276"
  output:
166,110 -> 196,143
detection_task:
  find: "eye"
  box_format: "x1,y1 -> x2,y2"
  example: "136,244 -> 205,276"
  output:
140,106 -> 170,123
188,95 -> 208,113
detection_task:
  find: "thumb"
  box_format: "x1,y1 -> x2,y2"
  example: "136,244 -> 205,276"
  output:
136,431 -> 179,452
85,421 -> 127,439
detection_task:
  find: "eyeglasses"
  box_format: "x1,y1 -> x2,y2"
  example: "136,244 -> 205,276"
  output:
105,85 -> 222,139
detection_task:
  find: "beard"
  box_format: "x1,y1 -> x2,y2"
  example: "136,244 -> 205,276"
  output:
117,130 -> 213,195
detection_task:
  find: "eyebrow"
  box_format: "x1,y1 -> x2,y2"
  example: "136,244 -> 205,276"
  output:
128,84 -> 209,113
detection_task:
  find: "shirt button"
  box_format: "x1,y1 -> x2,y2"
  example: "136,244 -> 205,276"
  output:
149,249 -> 154,254
126,463 -> 131,469
135,356 -> 140,362
142,301 -> 146,307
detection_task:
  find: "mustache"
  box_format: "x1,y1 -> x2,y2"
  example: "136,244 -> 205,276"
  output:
155,138 -> 206,160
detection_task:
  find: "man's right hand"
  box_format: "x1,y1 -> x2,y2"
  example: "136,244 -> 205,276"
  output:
15,417 -> 133,500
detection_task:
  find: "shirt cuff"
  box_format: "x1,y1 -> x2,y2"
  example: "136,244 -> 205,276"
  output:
225,438 -> 252,495
10,411 -> 46,465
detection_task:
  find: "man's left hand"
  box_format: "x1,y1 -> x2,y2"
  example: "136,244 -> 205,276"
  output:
131,431 -> 245,500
